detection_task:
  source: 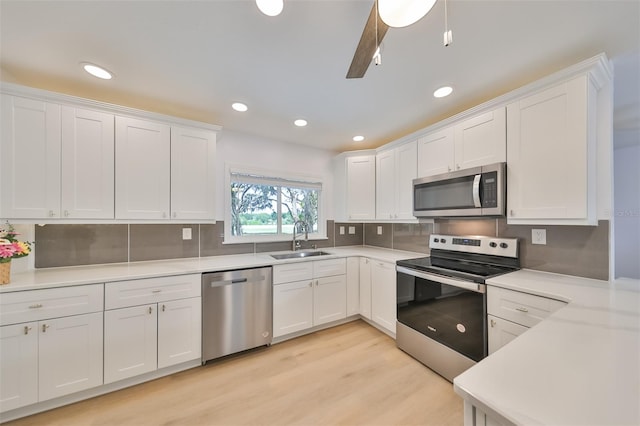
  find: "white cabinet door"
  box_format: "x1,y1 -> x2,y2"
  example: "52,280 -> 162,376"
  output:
487,314 -> 528,355
506,75 -> 596,224
104,305 -> 158,384
346,257 -> 360,317
376,149 -> 395,220
0,95 -> 61,219
170,127 -> 216,220
454,107 -> 506,171
371,260 -> 396,334
313,275 -> 347,326
38,312 -> 103,401
157,298 -> 201,369
0,322 -> 38,412
115,116 -> 171,219
346,155 -> 376,220
273,280 -> 313,338
395,140 -> 417,219
359,257 -> 372,320
417,127 -> 454,177
61,106 -> 114,219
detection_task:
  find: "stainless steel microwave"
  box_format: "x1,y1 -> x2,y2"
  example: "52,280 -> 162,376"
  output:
413,162 -> 506,218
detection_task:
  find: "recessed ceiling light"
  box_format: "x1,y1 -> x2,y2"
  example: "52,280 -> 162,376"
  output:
433,86 -> 453,98
232,102 -> 248,112
294,119 -> 308,127
81,62 -> 112,80
353,135 -> 365,142
256,0 -> 283,16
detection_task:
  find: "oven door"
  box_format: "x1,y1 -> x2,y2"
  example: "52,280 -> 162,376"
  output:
396,266 -> 487,362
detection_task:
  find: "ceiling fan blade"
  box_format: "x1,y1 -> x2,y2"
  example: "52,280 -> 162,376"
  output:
346,3 -> 389,79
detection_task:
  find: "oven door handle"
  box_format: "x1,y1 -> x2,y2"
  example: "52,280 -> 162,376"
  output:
396,266 -> 486,294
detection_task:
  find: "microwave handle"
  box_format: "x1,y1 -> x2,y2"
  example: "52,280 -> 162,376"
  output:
472,174 -> 482,207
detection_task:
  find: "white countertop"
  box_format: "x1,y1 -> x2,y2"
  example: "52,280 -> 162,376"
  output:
454,269 -> 640,426
0,245 -> 423,292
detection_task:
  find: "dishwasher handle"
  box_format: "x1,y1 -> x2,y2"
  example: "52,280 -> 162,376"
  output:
205,276 -> 264,288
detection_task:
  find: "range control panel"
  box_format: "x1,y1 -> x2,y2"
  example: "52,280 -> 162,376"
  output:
430,234 -> 519,258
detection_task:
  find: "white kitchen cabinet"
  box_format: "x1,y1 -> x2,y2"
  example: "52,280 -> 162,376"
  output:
454,107 -> 506,170
376,141 -> 417,220
272,258 -> 347,338
506,75 -> 597,225
0,95 -> 61,219
103,274 -> 201,384
170,126 -> 216,220
0,96 -> 115,220
359,257 -> 372,320
115,116 -> 171,219
0,284 -> 104,413
334,153 -> 376,221
346,257 -> 360,317
417,107 -> 505,178
487,286 -> 566,354
370,260 -> 396,334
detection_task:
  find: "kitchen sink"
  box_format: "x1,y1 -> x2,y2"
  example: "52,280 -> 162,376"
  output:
270,251 -> 331,260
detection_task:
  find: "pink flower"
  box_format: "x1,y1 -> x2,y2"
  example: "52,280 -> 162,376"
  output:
0,244 -> 17,259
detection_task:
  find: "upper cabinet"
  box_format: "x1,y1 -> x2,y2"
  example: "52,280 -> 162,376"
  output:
1,95 -> 114,219
506,74 -> 600,225
0,85 -> 220,222
376,141 -> 417,220
417,107 -> 506,179
334,152 -> 376,221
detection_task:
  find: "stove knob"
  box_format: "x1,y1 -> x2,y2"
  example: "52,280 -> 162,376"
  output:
500,242 -> 509,249
441,238 -> 447,243
433,238 -> 440,243
489,242 -> 497,248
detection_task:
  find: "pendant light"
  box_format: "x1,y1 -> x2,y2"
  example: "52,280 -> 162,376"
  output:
256,0 -> 283,17
378,0 -> 437,28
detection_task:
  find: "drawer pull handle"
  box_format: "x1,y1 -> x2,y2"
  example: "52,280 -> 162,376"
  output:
29,304 -> 43,309
42,324 -> 50,333
148,307 -> 153,314
152,290 -> 162,294
24,326 -> 32,335
515,306 -> 529,313
162,304 -> 166,312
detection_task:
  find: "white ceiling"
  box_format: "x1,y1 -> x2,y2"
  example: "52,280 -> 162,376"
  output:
1,0 -> 639,152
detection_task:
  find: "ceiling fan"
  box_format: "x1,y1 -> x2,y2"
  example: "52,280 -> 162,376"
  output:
346,0 -> 439,79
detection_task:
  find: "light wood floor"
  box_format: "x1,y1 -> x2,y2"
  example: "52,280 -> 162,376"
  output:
7,320 -> 463,426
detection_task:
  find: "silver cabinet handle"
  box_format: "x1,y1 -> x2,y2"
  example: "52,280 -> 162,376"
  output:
427,325 -> 437,333
48,210 -> 56,217
162,212 -> 167,218
315,280 -> 319,286
29,304 -> 43,309
490,319 -> 496,327
42,324 -> 50,333
148,306 -> 153,314
24,326 -> 32,335
162,304 -> 166,312
64,210 -> 70,217
152,289 -> 162,294
515,306 -> 529,313
510,210 -> 515,216
457,164 -> 461,170
309,281 -> 313,287
172,212 -> 177,218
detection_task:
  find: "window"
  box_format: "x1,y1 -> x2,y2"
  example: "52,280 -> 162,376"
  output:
225,166 -> 324,243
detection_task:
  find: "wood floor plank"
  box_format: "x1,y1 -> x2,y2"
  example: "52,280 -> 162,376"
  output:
5,320 -> 463,426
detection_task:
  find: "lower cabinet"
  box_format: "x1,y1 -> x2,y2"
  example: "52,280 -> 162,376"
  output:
359,257 -> 372,320
346,257 -> 360,317
370,260 -> 397,334
0,284 -> 104,413
273,259 -> 347,338
103,275 -> 201,384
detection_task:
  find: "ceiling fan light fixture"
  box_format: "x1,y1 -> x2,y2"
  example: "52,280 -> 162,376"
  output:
256,0 -> 283,17
378,0 -> 437,28
232,102 -> 248,112
81,62 -> 112,80
433,86 -> 453,98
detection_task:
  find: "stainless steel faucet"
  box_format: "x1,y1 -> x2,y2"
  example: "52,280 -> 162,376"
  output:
292,220 -> 308,251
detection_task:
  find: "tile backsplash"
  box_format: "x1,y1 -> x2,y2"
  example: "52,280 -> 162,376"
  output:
34,218 -> 609,280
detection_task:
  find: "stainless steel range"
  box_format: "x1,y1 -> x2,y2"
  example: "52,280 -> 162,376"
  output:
396,234 -> 519,381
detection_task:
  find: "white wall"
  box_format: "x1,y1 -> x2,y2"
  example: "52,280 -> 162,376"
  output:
613,135 -> 640,279
215,130 -> 336,221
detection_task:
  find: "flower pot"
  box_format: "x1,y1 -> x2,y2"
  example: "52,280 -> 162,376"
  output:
0,261 -> 10,285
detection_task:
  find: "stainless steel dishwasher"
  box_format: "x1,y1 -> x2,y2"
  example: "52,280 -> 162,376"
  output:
201,267 -> 273,363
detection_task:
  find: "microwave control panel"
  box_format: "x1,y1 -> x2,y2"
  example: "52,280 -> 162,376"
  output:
481,171 -> 498,208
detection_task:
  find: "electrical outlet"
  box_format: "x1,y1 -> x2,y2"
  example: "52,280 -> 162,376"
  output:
339,226 -> 345,235
532,229 -> 546,245
348,226 -> 356,235
377,226 -> 383,235
182,228 -> 192,240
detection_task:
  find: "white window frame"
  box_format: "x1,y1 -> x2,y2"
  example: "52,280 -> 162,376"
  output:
224,163 -> 326,244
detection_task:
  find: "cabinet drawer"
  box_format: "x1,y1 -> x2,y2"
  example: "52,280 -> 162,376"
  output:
273,262 -> 314,284
313,258 -> 346,278
105,274 -> 200,310
487,286 -> 566,328
0,284 -> 104,326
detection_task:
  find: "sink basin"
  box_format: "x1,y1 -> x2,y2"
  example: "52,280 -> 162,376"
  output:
270,251 -> 331,260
